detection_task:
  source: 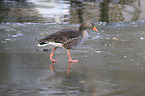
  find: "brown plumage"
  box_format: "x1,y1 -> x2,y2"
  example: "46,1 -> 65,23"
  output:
38,29 -> 81,49
38,21 -> 98,62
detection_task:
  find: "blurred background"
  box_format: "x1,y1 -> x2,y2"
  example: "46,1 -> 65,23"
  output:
0,0 -> 144,23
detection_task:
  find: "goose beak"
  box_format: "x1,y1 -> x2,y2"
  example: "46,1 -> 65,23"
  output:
92,26 -> 98,32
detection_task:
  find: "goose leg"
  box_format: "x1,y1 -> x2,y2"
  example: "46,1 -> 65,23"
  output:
50,47 -> 58,62
67,50 -> 79,63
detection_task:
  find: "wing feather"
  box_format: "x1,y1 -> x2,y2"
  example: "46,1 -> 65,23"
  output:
62,37 -> 80,49
38,29 -> 80,44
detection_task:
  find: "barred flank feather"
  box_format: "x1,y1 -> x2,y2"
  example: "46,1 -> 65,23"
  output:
62,37 -> 80,49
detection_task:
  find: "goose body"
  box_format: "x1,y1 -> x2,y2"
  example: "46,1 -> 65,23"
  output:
38,21 -> 98,62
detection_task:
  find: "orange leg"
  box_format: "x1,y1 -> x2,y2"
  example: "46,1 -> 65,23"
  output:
50,62 -> 54,72
67,62 -> 72,76
50,48 -> 58,62
67,50 -> 79,63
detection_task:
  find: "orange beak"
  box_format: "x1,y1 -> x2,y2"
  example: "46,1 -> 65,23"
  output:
92,26 -> 98,32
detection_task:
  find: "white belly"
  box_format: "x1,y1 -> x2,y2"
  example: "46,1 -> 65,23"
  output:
38,42 -> 62,47
49,42 -> 62,47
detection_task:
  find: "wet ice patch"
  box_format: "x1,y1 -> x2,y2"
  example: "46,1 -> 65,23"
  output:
81,55 -> 88,58
12,32 -> 23,37
1,40 -> 7,43
5,38 -> 11,41
137,63 -> 140,66
92,35 -> 101,39
95,51 -> 102,53
1,38 -> 11,44
140,37 -> 144,40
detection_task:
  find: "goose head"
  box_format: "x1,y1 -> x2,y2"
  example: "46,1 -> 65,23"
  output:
79,21 -> 98,32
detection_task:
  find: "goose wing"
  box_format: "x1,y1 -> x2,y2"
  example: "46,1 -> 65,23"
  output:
62,37 -> 80,49
38,29 -> 81,46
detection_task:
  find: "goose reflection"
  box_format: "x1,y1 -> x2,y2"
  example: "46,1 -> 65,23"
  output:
39,62 -> 98,96
50,62 -> 73,76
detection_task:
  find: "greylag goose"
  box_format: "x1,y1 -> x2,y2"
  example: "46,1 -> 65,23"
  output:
38,21 -> 98,62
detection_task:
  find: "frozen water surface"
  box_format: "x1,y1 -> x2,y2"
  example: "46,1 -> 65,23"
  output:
1,21 -> 145,96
